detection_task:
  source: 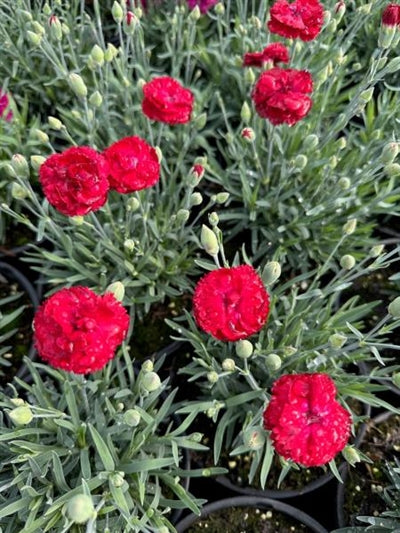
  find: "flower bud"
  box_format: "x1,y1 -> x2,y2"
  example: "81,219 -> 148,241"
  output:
385,57 -> 400,74
335,1 -> 346,21
244,69 -> 256,84
30,155 -> 46,170
176,208 -> 190,223
90,45 -> 104,69
190,164 -> 205,183
10,397 -> 25,406
194,113 -> 207,130
189,5 -> 201,21
155,146 -> 163,163
11,183 -> 29,200
110,472 -> 125,487
207,371 -> 219,384
393,372 -> 400,389
89,91 -> 103,108
243,428 -> 265,450
303,134 -> 319,150
126,197 -> 140,211
48,116 -> 63,130
142,360 -> 154,372
34,129 -> 49,144
201,224 -> 219,256
105,42 -> 119,62
370,244 -> 384,258
381,142 -> 399,164
208,212 -> 219,227
112,1 -> 124,23
214,192 -> 230,204
11,154 -> 29,176
342,445 -> 361,466
190,192 -> 203,206
329,155 -> 338,169
71,216 -> 84,226
293,154 -> 307,170
335,137 -> 347,150
343,218 -> 357,235
338,177 -> 351,190
340,254 -> 356,270
189,432 -> 203,442
360,88 -> 374,104
283,346 -> 297,357
8,406 -> 33,425
241,127 -> 255,142
124,239 -> 135,252
384,163 -> 400,178
222,358 -> 235,372
388,297 -> 400,318
240,102 -> 251,124
27,30 -> 42,46
123,409 -> 141,427
329,333 -> 347,349
262,261 -> 281,285
141,371 -> 161,392
66,494 -> 95,524
215,2 -> 225,15
48,15 -> 62,40
69,73 -> 88,98
106,281 -> 125,302
265,353 -> 282,372
124,11 -> 138,34
235,339 -> 253,359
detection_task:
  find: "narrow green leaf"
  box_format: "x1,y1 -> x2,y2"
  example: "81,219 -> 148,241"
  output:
88,424 -> 115,471
260,437 -> 274,489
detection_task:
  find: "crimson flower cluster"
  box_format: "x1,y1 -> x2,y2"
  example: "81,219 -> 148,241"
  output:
142,77 -> 194,125
33,286 -> 129,374
0,91 -> 12,122
39,136 -> 160,217
268,0 -> 324,42
243,43 -> 290,68
186,0 -> 219,14
193,265 -> 270,342
263,373 -> 351,467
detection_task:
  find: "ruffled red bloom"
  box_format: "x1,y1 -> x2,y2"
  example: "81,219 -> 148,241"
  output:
0,91 -> 12,122
142,76 -> 194,125
33,287 -> 129,374
243,43 -> 290,67
263,373 -> 351,467
252,67 -> 313,126
187,0 -> 219,13
193,265 -> 270,342
39,146 -> 110,217
381,3 -> 400,27
268,0 -> 324,42
103,136 -> 160,193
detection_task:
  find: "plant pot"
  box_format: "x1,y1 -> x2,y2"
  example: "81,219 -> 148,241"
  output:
175,495 -> 328,533
335,410 -> 400,529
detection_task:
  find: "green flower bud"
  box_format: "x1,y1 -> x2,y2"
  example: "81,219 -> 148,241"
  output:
329,155 -> 338,169
222,358 -> 235,372
329,333 -> 347,349
126,197 -> 140,211
340,254 -> 356,270
360,88 -> 374,104
11,183 -> 29,200
112,1 -> 124,23
10,397 -> 25,406
214,192 -> 230,204
141,371 -> 161,392
30,155 -> 46,171
235,339 -> 253,359
190,192 -> 203,206
283,346 -> 297,357
208,212 -> 219,227
90,45 -> 104,68
11,154 -> 29,176
189,5 -> 201,21
293,154 -> 307,170
265,353 -> 282,372
207,371 -> 219,384
49,15 -> 63,40
34,129 -> 49,144
385,163 -> 400,178
124,239 -> 135,252
241,127 -> 256,142
388,297 -> 400,318
8,405 -> 33,425
89,91 -> 103,108
381,142 -> 399,165
105,42 -> 119,62
240,102 -> 251,124
342,445 -> 361,466
123,409 -> 141,427
303,134 -> 319,150
194,113 -> 207,130
124,11 -> 138,34
206,407 -> 216,418
66,494 -> 95,524
335,137 -> 347,150
43,3 -> 52,15
343,218 -> 357,235
48,116 -> 63,130
19,10 -> 33,21
262,261 -> 281,285
338,177 -> 351,190
378,24 -> 397,49
201,224 -> 219,256
69,73 -> 88,98
370,244 -> 385,258
106,281 -> 125,302
176,208 -> 190,224
245,69 -> 256,84
142,360 -> 154,372
392,372 -> 400,389
243,428 -> 265,450
110,471 -> 125,487
27,30 -> 42,46
71,216 -> 84,226
250,15 -> 261,29
214,2 -> 225,15
385,57 -> 400,74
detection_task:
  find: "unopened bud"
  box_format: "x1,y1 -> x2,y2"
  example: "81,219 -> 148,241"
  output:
27,31 -> 42,46
208,212 -> 219,226
190,192 -> 203,206
338,177 -> 351,190
378,24 -> 397,49
342,446 -> 361,466
215,2 -> 225,15
360,88 -> 374,103
110,472 -> 125,487
106,281 -> 125,302
303,134 -> 319,150
30,155 -> 46,170
66,494 -> 95,524
69,73 -> 88,98
126,197 -> 140,211
241,127 -> 255,142
201,224 -> 219,256
214,192 -> 230,204
123,409 -> 141,427
189,432 -> 203,442
240,102 -> 251,124
112,1 -> 124,23
235,339 -> 253,359
381,143 -> 399,165
385,57 -> 400,74
89,91 -> 103,108
370,244 -> 384,258
335,1 -> 346,21
222,358 -> 235,372
329,155 -> 338,169
329,333 -> 347,349
265,353 -> 282,372
8,406 -> 33,425
176,208 -> 190,223
89,45 -> 104,69
190,164 -> 205,182
141,371 -> 161,392
207,371 -> 219,384
11,183 -> 29,200
189,5 -> 201,21
155,146 -> 162,163
388,297 -> 400,318
142,360 -> 154,372
105,42 -> 119,62
71,216 -> 84,226
194,113 -> 207,130
124,12 -> 138,34
343,218 -> 357,235
43,3 -> 52,15
48,15 -> 63,40
283,346 -> 297,357
262,261 -> 281,285
335,137 -> 347,150
48,116 -> 63,130
384,163 -> 400,178
124,239 -> 135,252
11,154 -> 29,176
293,154 -> 307,170
340,254 -> 356,270
243,428 -> 265,450
34,129 -> 49,143
245,69 -> 256,84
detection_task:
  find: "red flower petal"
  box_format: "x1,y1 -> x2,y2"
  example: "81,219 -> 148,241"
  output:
142,76 -> 194,125
268,0 -> 324,42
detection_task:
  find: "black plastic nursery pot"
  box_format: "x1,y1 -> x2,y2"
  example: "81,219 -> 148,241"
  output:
175,495 -> 328,533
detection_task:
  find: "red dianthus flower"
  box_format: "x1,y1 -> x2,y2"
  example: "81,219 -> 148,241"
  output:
243,43 -> 290,68
381,3 -> 400,27
33,287 -> 129,374
268,0 -> 324,42
103,136 -> 160,193
263,373 -> 351,467
142,76 -> 194,125
0,91 -> 12,122
193,265 -> 270,342
39,146 -> 110,217
252,67 -> 313,126
187,0 -> 219,13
